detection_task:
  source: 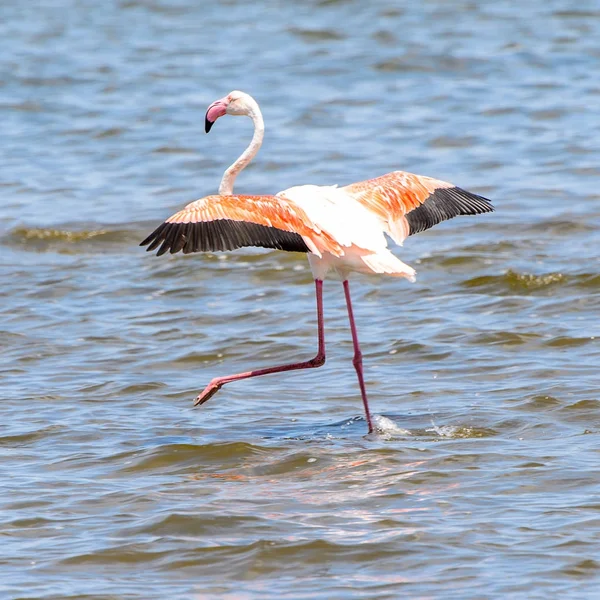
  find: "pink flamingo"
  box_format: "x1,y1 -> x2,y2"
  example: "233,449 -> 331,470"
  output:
141,91 -> 493,434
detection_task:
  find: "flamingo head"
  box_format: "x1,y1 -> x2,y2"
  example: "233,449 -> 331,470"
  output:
205,91 -> 254,133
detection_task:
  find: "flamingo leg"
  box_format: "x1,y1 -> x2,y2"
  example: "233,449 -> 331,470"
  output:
342,279 -> 374,434
194,279 -> 326,406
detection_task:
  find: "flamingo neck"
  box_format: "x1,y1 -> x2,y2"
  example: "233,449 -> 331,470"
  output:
218,102 -> 264,195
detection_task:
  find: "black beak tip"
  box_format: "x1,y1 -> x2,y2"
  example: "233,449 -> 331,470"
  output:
205,117 -> 213,133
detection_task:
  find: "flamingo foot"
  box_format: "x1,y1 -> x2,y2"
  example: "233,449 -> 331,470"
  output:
194,380 -> 223,407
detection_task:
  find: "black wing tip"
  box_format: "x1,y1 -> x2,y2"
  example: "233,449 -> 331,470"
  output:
406,186 -> 494,236
451,187 -> 494,213
139,222 -> 168,252
140,220 -> 310,256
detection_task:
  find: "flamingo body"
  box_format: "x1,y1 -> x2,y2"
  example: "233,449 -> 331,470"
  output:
140,90 -> 494,434
277,184 -> 416,281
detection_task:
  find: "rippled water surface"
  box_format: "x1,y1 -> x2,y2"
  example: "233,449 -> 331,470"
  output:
2,1 -> 600,598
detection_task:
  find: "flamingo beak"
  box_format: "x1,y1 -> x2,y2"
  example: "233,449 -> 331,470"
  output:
205,98 -> 229,133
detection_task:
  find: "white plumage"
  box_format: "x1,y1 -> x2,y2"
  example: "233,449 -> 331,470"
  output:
278,184 -> 417,281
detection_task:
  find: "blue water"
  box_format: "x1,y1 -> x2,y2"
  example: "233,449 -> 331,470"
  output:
2,1 -> 600,598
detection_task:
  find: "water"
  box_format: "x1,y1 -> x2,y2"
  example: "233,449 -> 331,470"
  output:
2,0 -> 600,598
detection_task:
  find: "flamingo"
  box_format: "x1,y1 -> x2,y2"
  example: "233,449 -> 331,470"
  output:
141,91 -> 493,434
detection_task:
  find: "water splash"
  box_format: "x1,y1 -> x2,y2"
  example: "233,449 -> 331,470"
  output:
371,415 -> 412,439
426,421 -> 460,437
425,420 -> 495,439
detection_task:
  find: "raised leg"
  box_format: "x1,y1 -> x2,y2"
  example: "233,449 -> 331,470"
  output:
194,279 -> 326,406
343,279 -> 374,434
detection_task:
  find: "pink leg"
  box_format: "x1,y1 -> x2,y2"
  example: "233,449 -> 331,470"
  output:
194,279 -> 326,406
343,279 -> 374,434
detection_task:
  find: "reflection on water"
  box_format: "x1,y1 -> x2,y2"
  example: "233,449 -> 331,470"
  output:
2,0 -> 600,598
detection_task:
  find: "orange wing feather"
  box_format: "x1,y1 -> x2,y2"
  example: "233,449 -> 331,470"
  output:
141,194 -> 343,257
342,171 -> 492,243
342,171 -> 453,221
167,194 -> 313,229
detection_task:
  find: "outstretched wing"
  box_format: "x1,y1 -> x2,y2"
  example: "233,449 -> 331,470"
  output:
140,194 -> 343,257
342,171 -> 493,244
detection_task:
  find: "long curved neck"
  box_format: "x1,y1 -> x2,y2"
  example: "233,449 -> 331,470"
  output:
218,101 -> 264,195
